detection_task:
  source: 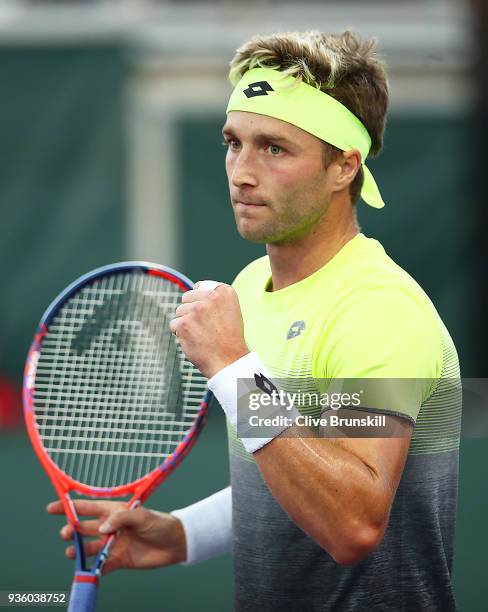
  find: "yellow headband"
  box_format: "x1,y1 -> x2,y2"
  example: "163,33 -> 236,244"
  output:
226,67 -> 384,209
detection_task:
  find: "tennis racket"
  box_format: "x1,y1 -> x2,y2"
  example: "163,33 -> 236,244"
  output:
23,262 -> 209,612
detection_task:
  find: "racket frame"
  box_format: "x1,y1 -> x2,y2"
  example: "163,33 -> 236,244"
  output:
23,262 -> 208,583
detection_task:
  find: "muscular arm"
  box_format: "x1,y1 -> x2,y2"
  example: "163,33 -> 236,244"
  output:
169,283 -> 417,565
253,420 -> 412,565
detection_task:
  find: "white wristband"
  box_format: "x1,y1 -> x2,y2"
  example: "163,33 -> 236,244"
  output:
171,486 -> 233,565
207,352 -> 299,454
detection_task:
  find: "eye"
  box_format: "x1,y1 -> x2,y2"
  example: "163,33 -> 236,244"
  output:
268,144 -> 283,155
222,138 -> 241,151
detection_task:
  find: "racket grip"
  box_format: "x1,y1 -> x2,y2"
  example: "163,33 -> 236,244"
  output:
68,573 -> 99,612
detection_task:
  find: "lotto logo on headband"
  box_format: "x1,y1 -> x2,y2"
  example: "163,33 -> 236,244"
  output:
243,81 -> 274,98
227,67 -> 385,208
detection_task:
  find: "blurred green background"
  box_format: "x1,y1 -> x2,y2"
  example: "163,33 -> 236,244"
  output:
0,6 -> 485,610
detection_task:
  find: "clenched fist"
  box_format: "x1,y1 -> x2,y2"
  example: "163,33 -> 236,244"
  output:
169,281 -> 249,379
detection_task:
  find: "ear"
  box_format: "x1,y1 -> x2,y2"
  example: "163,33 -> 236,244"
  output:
331,149 -> 362,194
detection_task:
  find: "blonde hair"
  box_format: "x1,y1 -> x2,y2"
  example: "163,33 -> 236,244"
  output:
229,31 -> 390,203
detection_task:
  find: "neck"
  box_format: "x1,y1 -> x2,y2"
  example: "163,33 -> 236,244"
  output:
266,201 -> 359,291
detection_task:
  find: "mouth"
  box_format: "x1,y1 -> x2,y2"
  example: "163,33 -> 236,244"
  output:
233,199 -> 266,208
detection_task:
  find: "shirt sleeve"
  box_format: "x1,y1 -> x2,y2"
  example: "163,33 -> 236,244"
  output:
313,286 -> 444,422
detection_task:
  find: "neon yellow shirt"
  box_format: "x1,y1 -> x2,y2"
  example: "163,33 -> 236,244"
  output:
231,233 -> 460,457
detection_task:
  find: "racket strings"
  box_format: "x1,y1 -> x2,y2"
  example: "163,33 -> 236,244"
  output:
33,271 -> 206,489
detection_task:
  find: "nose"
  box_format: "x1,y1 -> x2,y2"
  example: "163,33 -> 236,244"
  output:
228,149 -> 258,188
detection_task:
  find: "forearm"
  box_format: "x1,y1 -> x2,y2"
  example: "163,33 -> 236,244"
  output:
171,486 -> 232,565
253,435 -> 389,564
207,353 -> 390,564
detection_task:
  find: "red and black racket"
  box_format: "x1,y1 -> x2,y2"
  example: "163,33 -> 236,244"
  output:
23,262 -> 209,611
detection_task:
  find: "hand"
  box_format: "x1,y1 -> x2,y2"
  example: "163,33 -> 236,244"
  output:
47,500 -> 187,575
169,282 -> 249,379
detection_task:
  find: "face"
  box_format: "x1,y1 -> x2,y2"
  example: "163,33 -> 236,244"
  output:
222,111 -> 338,244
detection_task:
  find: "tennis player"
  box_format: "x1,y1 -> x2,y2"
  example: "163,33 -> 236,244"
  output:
49,31 -> 461,611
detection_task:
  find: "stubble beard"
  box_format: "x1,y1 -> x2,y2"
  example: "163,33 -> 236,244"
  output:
234,198 -> 329,245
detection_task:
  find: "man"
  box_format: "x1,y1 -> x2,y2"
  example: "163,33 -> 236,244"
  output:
48,31 -> 461,610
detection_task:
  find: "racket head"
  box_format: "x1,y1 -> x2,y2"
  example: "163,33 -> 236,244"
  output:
23,262 -> 207,518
